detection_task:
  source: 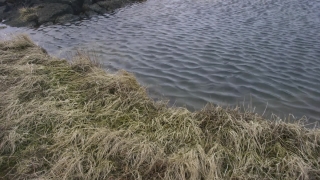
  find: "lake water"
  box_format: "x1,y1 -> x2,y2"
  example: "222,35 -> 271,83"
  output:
1,0 -> 320,123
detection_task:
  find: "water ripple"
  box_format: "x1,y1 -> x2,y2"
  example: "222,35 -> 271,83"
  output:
1,0 -> 320,123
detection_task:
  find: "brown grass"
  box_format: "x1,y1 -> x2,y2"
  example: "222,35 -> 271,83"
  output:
19,7 -> 39,22
0,35 -> 320,179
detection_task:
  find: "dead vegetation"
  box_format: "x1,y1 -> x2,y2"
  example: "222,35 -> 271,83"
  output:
0,35 -> 319,179
19,7 -> 39,22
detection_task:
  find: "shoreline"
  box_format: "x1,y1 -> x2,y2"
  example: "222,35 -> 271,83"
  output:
0,35 -> 319,179
0,0 -> 146,27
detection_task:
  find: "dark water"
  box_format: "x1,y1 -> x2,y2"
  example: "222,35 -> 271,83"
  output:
1,0 -> 320,123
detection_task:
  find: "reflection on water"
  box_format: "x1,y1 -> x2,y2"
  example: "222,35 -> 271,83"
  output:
1,0 -> 320,123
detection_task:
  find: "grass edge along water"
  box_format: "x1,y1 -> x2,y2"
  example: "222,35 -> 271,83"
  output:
0,35 -> 319,179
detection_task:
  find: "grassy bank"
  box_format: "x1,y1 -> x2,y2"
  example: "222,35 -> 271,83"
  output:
0,35 -> 319,179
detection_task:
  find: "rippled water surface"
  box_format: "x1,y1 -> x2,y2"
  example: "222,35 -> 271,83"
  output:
1,0 -> 320,122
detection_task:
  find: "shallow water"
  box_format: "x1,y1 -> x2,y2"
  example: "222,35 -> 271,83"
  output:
1,0 -> 320,123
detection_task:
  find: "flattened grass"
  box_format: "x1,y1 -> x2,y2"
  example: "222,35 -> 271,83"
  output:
0,35 -> 320,179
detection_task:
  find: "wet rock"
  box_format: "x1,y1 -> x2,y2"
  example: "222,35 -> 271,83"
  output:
3,8 -> 32,27
0,0 -> 6,6
84,10 -> 97,17
0,6 -> 5,16
0,0 -> 147,27
83,0 -> 92,6
5,12 -> 37,27
97,0 -> 124,10
79,12 -> 87,18
88,3 -> 106,14
3,3 -> 12,12
55,14 -> 80,23
5,3 -> 74,26
42,0 -> 84,14
97,0 -> 144,11
36,3 -> 73,24
42,21 -> 53,26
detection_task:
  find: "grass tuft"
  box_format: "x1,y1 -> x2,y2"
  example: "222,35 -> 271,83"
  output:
0,35 -> 320,179
19,7 -> 39,22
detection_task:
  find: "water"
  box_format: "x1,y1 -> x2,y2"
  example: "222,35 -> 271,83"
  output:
1,0 -> 320,123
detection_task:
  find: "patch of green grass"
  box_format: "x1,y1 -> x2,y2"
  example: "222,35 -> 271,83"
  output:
0,35 -> 320,179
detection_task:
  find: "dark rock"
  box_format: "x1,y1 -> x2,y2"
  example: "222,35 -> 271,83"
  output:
5,11 -> 38,27
55,13 -> 79,23
96,0 -> 129,11
42,21 -> 53,26
78,12 -> 86,18
83,0 -> 92,5
92,0 -> 104,3
95,0 -> 146,13
0,0 -> 147,27
2,9 -> 22,26
0,0 -> 6,6
28,0 -> 46,7
36,3 -> 73,24
88,3 -> 106,14
42,0 -> 84,14
4,3 -> 13,12
84,10 -> 97,17
0,5 -> 12,22
0,5 -> 5,13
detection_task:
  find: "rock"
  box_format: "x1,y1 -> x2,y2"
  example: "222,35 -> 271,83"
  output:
96,0 -> 140,11
3,3 -> 12,12
78,12 -> 87,18
97,0 -> 124,11
0,0 -> 147,27
55,13 -> 79,23
83,0 -> 92,6
28,0 -> 46,7
42,21 -> 53,26
84,10 -> 97,17
36,3 -> 73,24
88,3 -> 106,14
5,11 -> 38,27
0,5 -> 5,14
42,0 -> 83,14
2,6 -> 26,26
0,0 -> 6,6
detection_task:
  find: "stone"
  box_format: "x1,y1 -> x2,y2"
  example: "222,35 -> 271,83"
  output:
97,0 -> 123,11
84,10 -> 97,17
42,21 -> 53,26
36,3 -> 73,24
0,0 -> 148,27
43,0 -> 83,14
3,3 -> 12,12
55,14 -> 79,23
1,7 -> 24,26
83,0 -> 92,5
0,5 -> 5,14
88,3 -> 106,14
0,0 -> 6,7
78,12 -> 86,18
4,12 -> 38,27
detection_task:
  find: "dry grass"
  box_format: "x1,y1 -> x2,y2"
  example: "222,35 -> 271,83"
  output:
19,7 -> 39,22
0,35 -> 320,179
